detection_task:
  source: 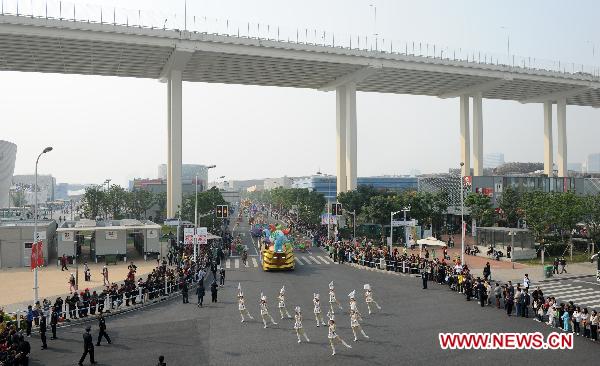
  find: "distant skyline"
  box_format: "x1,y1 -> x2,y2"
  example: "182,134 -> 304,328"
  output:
4,0 -> 600,187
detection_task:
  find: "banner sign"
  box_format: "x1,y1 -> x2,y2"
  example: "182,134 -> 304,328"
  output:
35,231 -> 46,241
196,227 -> 208,245
392,219 -> 417,227
321,214 -> 337,225
62,231 -> 74,242
184,228 -> 195,245
105,230 -> 118,240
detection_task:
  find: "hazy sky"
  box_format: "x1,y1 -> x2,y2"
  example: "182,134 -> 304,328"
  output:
3,0 -> 600,187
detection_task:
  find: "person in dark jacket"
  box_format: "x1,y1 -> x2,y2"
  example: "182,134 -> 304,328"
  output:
157,355 -> 166,366
196,283 -> 206,307
96,313 -> 111,346
210,280 -> 219,303
182,281 -> 189,304
79,326 -> 96,365
26,305 -> 33,337
17,334 -> 31,365
50,306 -> 59,339
40,314 -> 48,349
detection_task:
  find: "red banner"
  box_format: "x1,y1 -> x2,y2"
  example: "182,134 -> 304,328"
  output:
30,242 -> 38,270
37,241 -> 44,267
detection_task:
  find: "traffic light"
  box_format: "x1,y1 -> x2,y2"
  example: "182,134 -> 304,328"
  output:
331,203 -> 342,216
222,205 -> 229,218
215,205 -> 229,218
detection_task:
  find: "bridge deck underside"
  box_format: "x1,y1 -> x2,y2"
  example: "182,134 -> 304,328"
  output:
1,26 -> 600,107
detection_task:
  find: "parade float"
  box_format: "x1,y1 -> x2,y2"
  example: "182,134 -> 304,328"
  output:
259,223 -> 295,271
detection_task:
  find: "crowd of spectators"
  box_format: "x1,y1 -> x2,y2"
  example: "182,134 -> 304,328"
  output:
325,238 -> 600,344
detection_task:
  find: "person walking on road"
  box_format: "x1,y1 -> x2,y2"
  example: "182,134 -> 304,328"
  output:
210,280 -> 219,303
78,325 -> 96,365
156,355 -> 166,366
237,284 -> 254,322
96,313 -> 111,346
294,306 -> 310,343
181,281 -> 189,304
277,286 -> 292,319
102,265 -> 109,285
328,319 -> 352,356
328,281 -> 343,313
348,291 -> 362,320
350,309 -> 369,342
259,293 -> 278,328
313,293 -> 326,327
219,266 -> 226,287
196,282 -> 206,307
363,284 -> 381,314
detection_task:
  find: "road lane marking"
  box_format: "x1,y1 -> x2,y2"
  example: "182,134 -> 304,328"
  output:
225,259 -> 231,269
295,257 -> 305,265
235,259 -> 240,269
251,258 -> 258,267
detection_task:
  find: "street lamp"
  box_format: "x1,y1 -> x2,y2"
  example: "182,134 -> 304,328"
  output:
460,162 -> 465,266
390,210 -> 400,254
348,209 -> 356,244
34,146 -> 53,304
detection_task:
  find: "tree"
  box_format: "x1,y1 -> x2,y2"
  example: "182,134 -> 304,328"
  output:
497,187 -> 522,228
104,185 -> 128,219
464,193 -> 494,227
81,186 -> 105,219
154,191 -> 167,222
10,190 -> 26,207
180,187 -> 227,233
582,194 -> 600,246
337,185 -> 380,218
520,191 -> 552,245
551,192 -> 585,245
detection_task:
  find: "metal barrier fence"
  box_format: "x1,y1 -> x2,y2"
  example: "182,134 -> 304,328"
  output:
4,276 -> 196,333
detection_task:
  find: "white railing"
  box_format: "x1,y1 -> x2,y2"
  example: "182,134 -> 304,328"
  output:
1,0 -> 599,78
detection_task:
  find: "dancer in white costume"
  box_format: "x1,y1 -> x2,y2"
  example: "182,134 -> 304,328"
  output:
328,319 -> 352,356
259,292 -> 278,328
364,284 -> 382,314
350,309 -> 369,341
328,281 -> 343,313
313,293 -> 326,327
277,286 -> 292,319
237,283 -> 254,322
348,290 -> 362,320
293,306 -> 310,343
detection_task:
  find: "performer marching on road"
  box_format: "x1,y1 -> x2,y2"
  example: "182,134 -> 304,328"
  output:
348,290 -> 362,320
260,292 -> 278,329
364,284 -> 382,315
313,293 -> 326,327
238,283 -> 254,322
350,309 -> 369,341
328,319 -> 352,356
294,306 -> 310,343
328,281 -> 343,313
278,286 -> 292,319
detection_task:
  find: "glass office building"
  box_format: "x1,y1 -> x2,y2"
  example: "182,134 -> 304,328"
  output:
292,176 -> 418,202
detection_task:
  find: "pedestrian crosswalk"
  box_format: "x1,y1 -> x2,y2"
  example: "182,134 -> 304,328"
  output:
221,254 -> 334,270
533,280 -> 600,310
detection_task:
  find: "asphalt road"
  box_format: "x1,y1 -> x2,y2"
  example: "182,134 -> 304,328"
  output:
29,221 -> 599,365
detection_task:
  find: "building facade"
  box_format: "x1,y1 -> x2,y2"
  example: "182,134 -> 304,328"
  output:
483,153 -> 505,169
292,176 -> 419,202
585,153 -> 600,173
158,163 -> 209,187
0,140 -> 17,208
263,176 -> 293,190
12,174 -> 56,205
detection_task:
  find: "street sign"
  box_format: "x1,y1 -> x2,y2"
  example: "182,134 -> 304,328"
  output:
184,228 -> 195,245
391,219 -> 417,227
196,227 -> 208,245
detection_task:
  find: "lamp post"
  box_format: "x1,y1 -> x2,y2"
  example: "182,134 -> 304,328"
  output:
401,205 -> 411,247
34,146 -> 53,304
460,162 -> 465,266
348,210 -> 356,244
390,210 -> 400,254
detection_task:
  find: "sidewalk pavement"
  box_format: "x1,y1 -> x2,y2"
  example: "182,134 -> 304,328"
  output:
490,262 -> 598,285
0,259 -> 160,313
